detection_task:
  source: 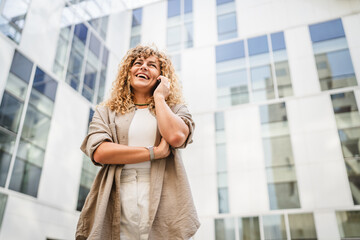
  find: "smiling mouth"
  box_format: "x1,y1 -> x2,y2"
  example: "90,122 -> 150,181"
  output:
136,74 -> 149,79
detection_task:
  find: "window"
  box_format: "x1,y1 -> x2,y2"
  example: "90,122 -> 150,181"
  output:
70,0 -> 110,40
309,19 -> 357,91
166,0 -> 193,52
331,91 -> 360,205
0,193 -> 7,229
215,112 -> 229,213
82,33 -> 101,102
248,33 -> 293,102
77,155 -> 99,211
216,41 -> 248,107
260,103 -> 300,210
0,0 -> 30,43
288,213 -> 317,240
8,67 -> 58,197
238,217 -> 261,240
216,0 -> 237,41
215,213 -> 318,240
215,218 -> 236,240
9,51 -> 33,84
215,31 -> 293,107
0,51 -> 58,198
53,26 -> 72,78
336,210 -> 360,239
130,8 -> 142,48
0,129 -> 15,187
66,23 -> 88,91
0,51 -> 33,187
53,3 -> 77,79
77,109 -> 99,211
97,47 -> 108,104
263,215 -> 287,240
88,16 -> 109,41
53,3 -> 110,105
166,0 -> 192,79
271,32 -> 293,98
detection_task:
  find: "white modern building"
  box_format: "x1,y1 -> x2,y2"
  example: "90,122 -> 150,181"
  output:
0,0 -> 359,239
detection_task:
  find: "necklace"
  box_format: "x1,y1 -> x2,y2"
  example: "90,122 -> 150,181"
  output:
134,103 -> 149,106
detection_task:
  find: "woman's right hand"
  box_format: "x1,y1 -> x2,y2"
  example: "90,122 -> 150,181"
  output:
154,137 -> 171,159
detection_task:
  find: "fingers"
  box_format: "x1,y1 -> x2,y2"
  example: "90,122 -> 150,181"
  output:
154,76 -> 171,100
157,76 -> 171,90
159,137 -> 168,146
159,137 -> 171,158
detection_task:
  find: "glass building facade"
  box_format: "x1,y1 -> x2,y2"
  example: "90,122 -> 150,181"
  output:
215,111 -> 230,214
167,0 -> 193,77
0,0 -> 30,43
310,19 -> 357,91
53,3 -> 109,105
331,91 -> 360,205
0,51 -> 58,198
0,0 -> 359,239
130,8 -> 142,48
215,31 -> 293,108
216,0 -> 238,41
260,102 -> 300,210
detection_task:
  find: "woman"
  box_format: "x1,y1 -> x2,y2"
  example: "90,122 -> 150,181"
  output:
76,45 -> 200,240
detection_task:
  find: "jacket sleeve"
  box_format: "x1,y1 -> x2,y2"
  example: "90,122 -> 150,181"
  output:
80,106 -> 113,166
173,104 -> 195,149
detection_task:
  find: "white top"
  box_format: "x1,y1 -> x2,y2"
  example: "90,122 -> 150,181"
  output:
123,108 -> 157,169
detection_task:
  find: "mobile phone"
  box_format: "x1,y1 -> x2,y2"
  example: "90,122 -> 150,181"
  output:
154,79 -> 161,90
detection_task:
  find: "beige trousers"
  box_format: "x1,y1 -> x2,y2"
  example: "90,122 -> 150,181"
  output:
120,168 -> 151,240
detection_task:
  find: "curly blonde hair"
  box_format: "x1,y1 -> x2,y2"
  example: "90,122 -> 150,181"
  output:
103,45 -> 184,114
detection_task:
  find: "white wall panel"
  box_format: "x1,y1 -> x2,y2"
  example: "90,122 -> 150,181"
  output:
226,106 -> 269,214
105,11 -> 130,101
229,168 -> 269,214
38,82 -> 89,210
285,26 -> 320,97
295,164 -> 316,209
107,10 -> 131,59
236,0 -> 360,39
19,0 -> 64,73
194,217 -> 215,240
226,106 -> 264,171
311,161 -> 352,209
0,195 -> 78,240
182,46 -> 216,113
194,0 -> 217,48
142,1 -> 167,50
343,13 -> 360,85
104,52 -> 121,101
189,174 -> 218,216
182,113 -> 216,177
314,211 -> 341,240
287,95 -> 343,165
0,36 -> 15,100
180,115 -> 218,216
287,95 -> 353,209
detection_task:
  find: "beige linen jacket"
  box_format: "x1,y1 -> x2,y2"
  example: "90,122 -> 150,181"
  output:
76,104 -> 200,240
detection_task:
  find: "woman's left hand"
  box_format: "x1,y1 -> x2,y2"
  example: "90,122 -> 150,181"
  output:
154,75 -> 170,100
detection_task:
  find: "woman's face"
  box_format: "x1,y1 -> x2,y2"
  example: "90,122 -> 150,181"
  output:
129,55 -> 161,96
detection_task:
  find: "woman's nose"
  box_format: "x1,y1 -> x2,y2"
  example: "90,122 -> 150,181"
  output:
140,64 -> 148,70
